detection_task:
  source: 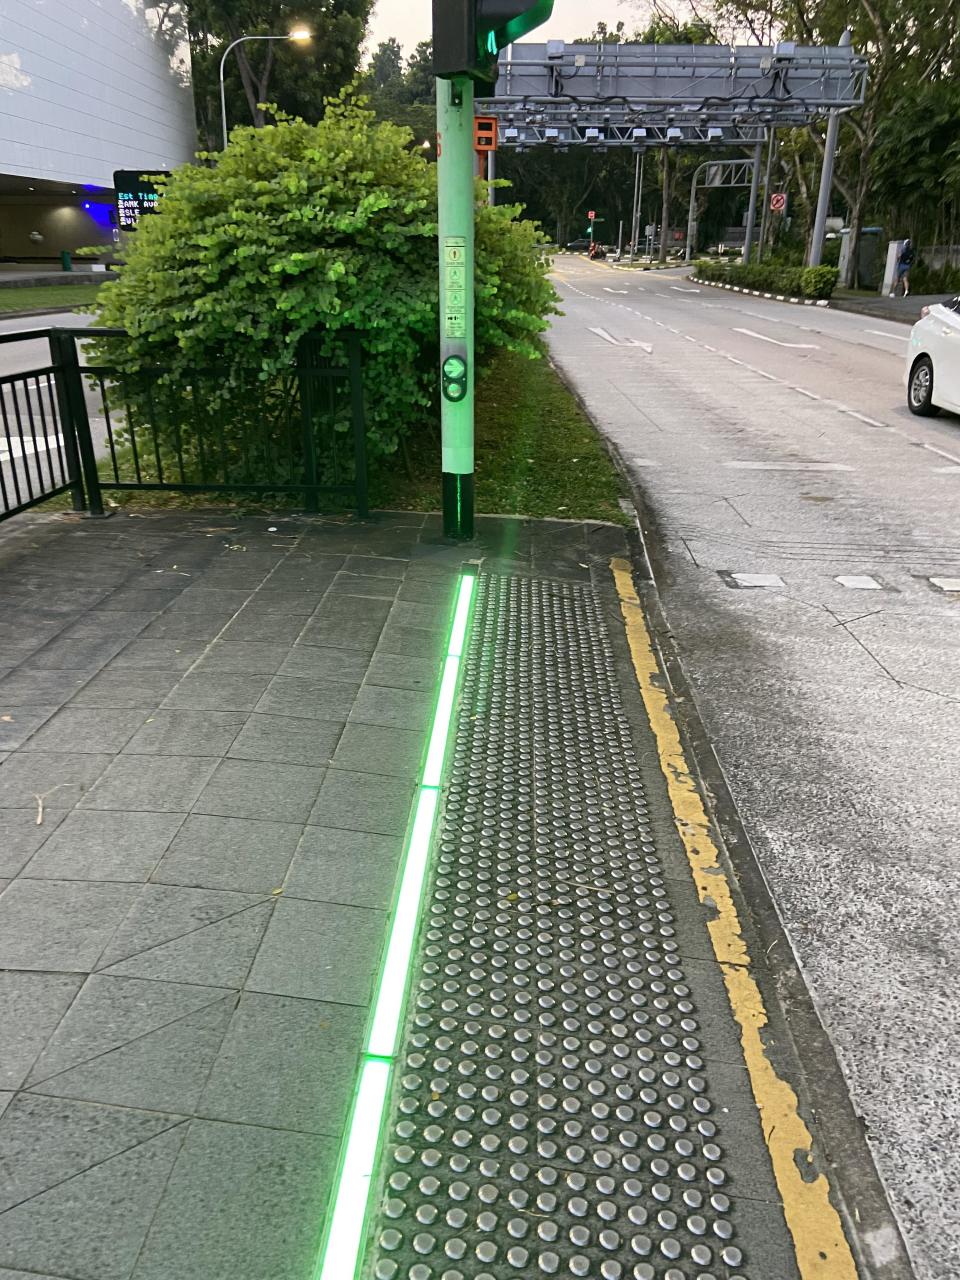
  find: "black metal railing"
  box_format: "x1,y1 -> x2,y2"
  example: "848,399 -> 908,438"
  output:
0,327 -> 369,525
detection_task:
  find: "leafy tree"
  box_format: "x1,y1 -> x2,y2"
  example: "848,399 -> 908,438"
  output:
92,98 -> 557,482
186,0 -> 373,148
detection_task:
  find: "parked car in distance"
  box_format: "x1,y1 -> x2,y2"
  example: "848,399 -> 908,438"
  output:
906,296 -> 960,416
566,238 -> 593,252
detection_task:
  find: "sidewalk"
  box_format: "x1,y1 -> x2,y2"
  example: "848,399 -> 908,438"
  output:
829,289 -> 954,325
0,507 -> 881,1279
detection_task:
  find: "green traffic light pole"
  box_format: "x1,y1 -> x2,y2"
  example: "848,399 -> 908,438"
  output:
436,74 -> 476,540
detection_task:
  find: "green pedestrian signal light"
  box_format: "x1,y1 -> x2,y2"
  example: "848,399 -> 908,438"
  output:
442,354 -> 468,402
433,0 -> 554,82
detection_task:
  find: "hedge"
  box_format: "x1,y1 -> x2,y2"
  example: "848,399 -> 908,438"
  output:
693,260 -> 839,300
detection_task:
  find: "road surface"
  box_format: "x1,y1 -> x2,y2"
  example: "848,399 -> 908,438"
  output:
548,258 -> 960,1280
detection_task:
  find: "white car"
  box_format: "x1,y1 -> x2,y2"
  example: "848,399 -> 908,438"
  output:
906,296 -> 960,415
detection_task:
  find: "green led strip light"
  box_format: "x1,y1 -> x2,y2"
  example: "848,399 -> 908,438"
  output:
314,572 -> 477,1280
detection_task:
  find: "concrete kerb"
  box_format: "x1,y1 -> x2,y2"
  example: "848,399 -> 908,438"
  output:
690,274 -> 830,307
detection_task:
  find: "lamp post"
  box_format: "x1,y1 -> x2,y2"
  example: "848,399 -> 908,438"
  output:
219,28 -> 311,149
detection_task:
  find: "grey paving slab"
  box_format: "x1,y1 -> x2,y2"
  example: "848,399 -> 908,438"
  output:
309,766 -> 415,836
227,714 -> 344,767
198,992 -> 365,1135
193,641 -> 286,676
326,571 -> 401,599
153,814 -> 302,893
21,707 -> 147,754
238,588 -> 321,616
28,995 -> 236,1115
0,809 -> 68,877
193,758 -> 324,823
388,598 -> 452,630
0,706 -> 57,751
112,639 -> 209,671
343,554 -> 406,578
277,643 -> 371,682
365,650 -> 443,691
93,587 -> 182,612
161,671 -> 271,712
0,751 -> 111,809
123,709 -> 246,757
0,670 -> 92,705
97,901 -> 274,989
79,754 -> 217,812
30,634 -> 130,670
0,1114 -> 187,1280
0,1090 -> 185,1214
255,674 -> 360,721
331,721 -> 425,779
376,621 -> 448,658
0,879 -> 139,971
285,826 -> 403,909
22,810 -> 184,883
0,972 -> 83,1089
219,611 -> 306,644
350,683 -> 434,731
0,1268 -> 76,1280
64,611 -> 155,640
130,1119 -> 335,1280
140,611 -> 235,640
70,668 -> 182,709
247,897 -> 386,1004
163,586 -> 251,613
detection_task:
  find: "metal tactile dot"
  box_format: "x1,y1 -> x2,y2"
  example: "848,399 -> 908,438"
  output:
363,577 -> 753,1280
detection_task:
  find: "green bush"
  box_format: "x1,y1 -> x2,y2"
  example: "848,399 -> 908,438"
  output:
91,96 -> 558,482
911,259 -> 960,294
799,266 -> 840,300
691,259 -> 838,300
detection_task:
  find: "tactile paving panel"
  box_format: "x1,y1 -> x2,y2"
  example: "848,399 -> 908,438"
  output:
365,574 -> 750,1280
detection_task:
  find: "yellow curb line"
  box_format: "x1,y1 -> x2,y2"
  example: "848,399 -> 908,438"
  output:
611,556 -> 858,1280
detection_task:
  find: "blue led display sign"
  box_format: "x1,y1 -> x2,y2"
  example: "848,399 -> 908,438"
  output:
113,170 -> 169,230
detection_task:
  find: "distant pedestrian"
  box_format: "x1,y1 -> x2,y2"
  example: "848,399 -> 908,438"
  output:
891,238 -> 914,298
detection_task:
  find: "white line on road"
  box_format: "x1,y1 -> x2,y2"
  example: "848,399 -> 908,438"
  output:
865,329 -> 908,341
587,327 -> 653,352
733,327 -> 819,349
922,442 -> 960,465
603,287 -> 629,294
793,388 -> 821,399
842,410 -> 886,427
670,286 -> 701,293
724,461 -> 854,471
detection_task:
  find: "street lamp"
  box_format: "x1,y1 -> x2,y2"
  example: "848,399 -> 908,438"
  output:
219,29 -> 311,149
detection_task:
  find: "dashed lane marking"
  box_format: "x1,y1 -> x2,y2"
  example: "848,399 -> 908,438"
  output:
865,329 -> 909,341
836,575 -> 882,589
733,327 -> 819,349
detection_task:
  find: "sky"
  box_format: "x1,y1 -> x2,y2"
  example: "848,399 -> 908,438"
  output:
365,0 -> 640,57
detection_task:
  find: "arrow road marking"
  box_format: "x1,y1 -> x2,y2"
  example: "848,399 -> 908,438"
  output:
588,327 -> 653,352
733,327 -> 819,349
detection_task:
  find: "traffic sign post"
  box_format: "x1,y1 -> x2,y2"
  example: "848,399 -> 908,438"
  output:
433,0 -> 554,540
770,192 -> 787,213
436,75 -> 476,540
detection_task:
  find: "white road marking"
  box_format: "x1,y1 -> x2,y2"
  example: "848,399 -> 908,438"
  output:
922,442 -> 960,465
733,328 -> 819,349
587,327 -> 652,352
843,410 -> 886,427
865,329 -> 908,341
670,286 -> 701,293
603,287 -> 629,294
731,572 -> 786,588
724,461 -> 854,472
836,575 -> 882,590
930,577 -> 960,592
794,388 -> 821,399
0,434 -> 63,460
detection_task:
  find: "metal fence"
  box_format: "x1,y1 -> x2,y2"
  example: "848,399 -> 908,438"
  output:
0,327 -> 369,525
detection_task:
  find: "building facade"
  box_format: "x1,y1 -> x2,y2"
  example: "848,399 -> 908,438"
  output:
0,0 -> 196,260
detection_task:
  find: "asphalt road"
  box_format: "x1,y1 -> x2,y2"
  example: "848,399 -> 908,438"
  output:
548,258 -> 960,1280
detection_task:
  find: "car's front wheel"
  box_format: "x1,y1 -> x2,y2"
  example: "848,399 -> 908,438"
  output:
908,355 -> 940,416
